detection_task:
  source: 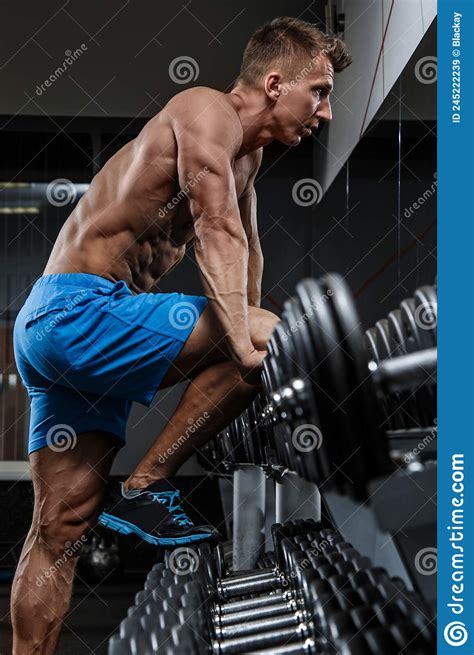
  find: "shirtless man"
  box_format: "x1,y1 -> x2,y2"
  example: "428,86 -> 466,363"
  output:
11,16 -> 350,654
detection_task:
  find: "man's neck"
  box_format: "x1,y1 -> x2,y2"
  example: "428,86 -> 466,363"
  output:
228,85 -> 275,156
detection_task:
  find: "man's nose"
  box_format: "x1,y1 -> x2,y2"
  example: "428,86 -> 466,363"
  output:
316,97 -> 332,123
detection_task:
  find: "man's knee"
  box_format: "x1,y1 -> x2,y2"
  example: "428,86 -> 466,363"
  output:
36,514 -> 91,558
248,307 -> 280,351
29,433 -> 114,551
35,484 -> 102,553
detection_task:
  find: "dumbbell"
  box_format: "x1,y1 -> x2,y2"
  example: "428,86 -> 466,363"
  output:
365,325 -> 401,430
199,521 -> 320,602
201,274 -> 437,490
372,318 -> 412,429
110,517 -> 435,655
261,274 -> 436,497
386,307 -> 427,427
210,526 -> 341,651
213,570 -> 401,655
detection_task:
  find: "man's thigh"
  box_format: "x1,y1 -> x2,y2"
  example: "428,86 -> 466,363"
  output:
159,304 -> 280,388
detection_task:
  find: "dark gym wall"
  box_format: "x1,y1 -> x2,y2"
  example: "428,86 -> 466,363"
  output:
0,0 -> 327,118
310,24 -> 437,327
311,118 -> 436,328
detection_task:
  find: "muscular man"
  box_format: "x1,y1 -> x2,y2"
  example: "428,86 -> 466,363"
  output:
11,17 -> 351,654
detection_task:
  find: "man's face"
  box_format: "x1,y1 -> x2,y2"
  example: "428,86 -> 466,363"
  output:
268,54 -> 335,146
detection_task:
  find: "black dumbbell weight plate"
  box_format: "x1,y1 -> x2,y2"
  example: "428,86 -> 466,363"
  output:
294,278 -> 353,491
323,274 -> 392,496
374,319 -> 406,430
413,285 -> 437,349
400,298 -> 423,352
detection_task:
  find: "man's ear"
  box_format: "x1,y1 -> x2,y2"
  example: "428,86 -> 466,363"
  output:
264,72 -> 282,100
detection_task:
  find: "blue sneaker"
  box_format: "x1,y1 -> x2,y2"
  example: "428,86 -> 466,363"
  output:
97,479 -> 219,546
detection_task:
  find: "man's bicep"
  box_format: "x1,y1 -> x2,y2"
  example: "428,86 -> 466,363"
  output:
172,99 -> 241,217
177,141 -> 239,227
176,128 -> 230,184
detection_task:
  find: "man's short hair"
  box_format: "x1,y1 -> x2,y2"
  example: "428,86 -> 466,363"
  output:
237,16 -> 352,86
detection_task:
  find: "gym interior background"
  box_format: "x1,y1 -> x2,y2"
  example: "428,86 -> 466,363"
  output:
0,1 -> 436,653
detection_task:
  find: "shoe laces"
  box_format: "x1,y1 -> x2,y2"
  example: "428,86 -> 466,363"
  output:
149,490 -> 193,527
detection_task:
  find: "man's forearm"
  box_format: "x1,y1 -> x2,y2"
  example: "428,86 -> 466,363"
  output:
247,245 -> 263,307
194,220 -> 254,363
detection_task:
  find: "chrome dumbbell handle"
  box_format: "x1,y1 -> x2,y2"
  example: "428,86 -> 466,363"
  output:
214,598 -> 297,627
214,589 -> 292,616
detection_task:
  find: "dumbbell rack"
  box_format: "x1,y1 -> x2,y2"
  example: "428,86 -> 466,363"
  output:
108,274 -> 437,654
230,465 -> 321,571
199,274 -> 437,590
108,520 -> 435,654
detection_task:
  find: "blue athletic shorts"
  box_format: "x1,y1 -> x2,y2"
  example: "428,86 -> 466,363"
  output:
13,273 -> 208,454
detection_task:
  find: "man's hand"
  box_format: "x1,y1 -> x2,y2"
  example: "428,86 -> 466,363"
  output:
237,348 -> 267,385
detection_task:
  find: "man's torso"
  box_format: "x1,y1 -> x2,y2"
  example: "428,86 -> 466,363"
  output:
44,87 -> 260,293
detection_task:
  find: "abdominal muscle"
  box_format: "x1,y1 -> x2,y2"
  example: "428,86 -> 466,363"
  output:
43,208 -> 193,295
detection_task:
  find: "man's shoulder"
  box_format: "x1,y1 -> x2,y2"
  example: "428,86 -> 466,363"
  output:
166,86 -> 238,121
163,86 -> 243,154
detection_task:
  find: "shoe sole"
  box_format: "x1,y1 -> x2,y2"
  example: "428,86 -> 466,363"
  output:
97,512 -> 213,546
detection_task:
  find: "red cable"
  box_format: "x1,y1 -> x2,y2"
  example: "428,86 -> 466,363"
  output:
360,0 -> 396,138
354,220 -> 436,299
